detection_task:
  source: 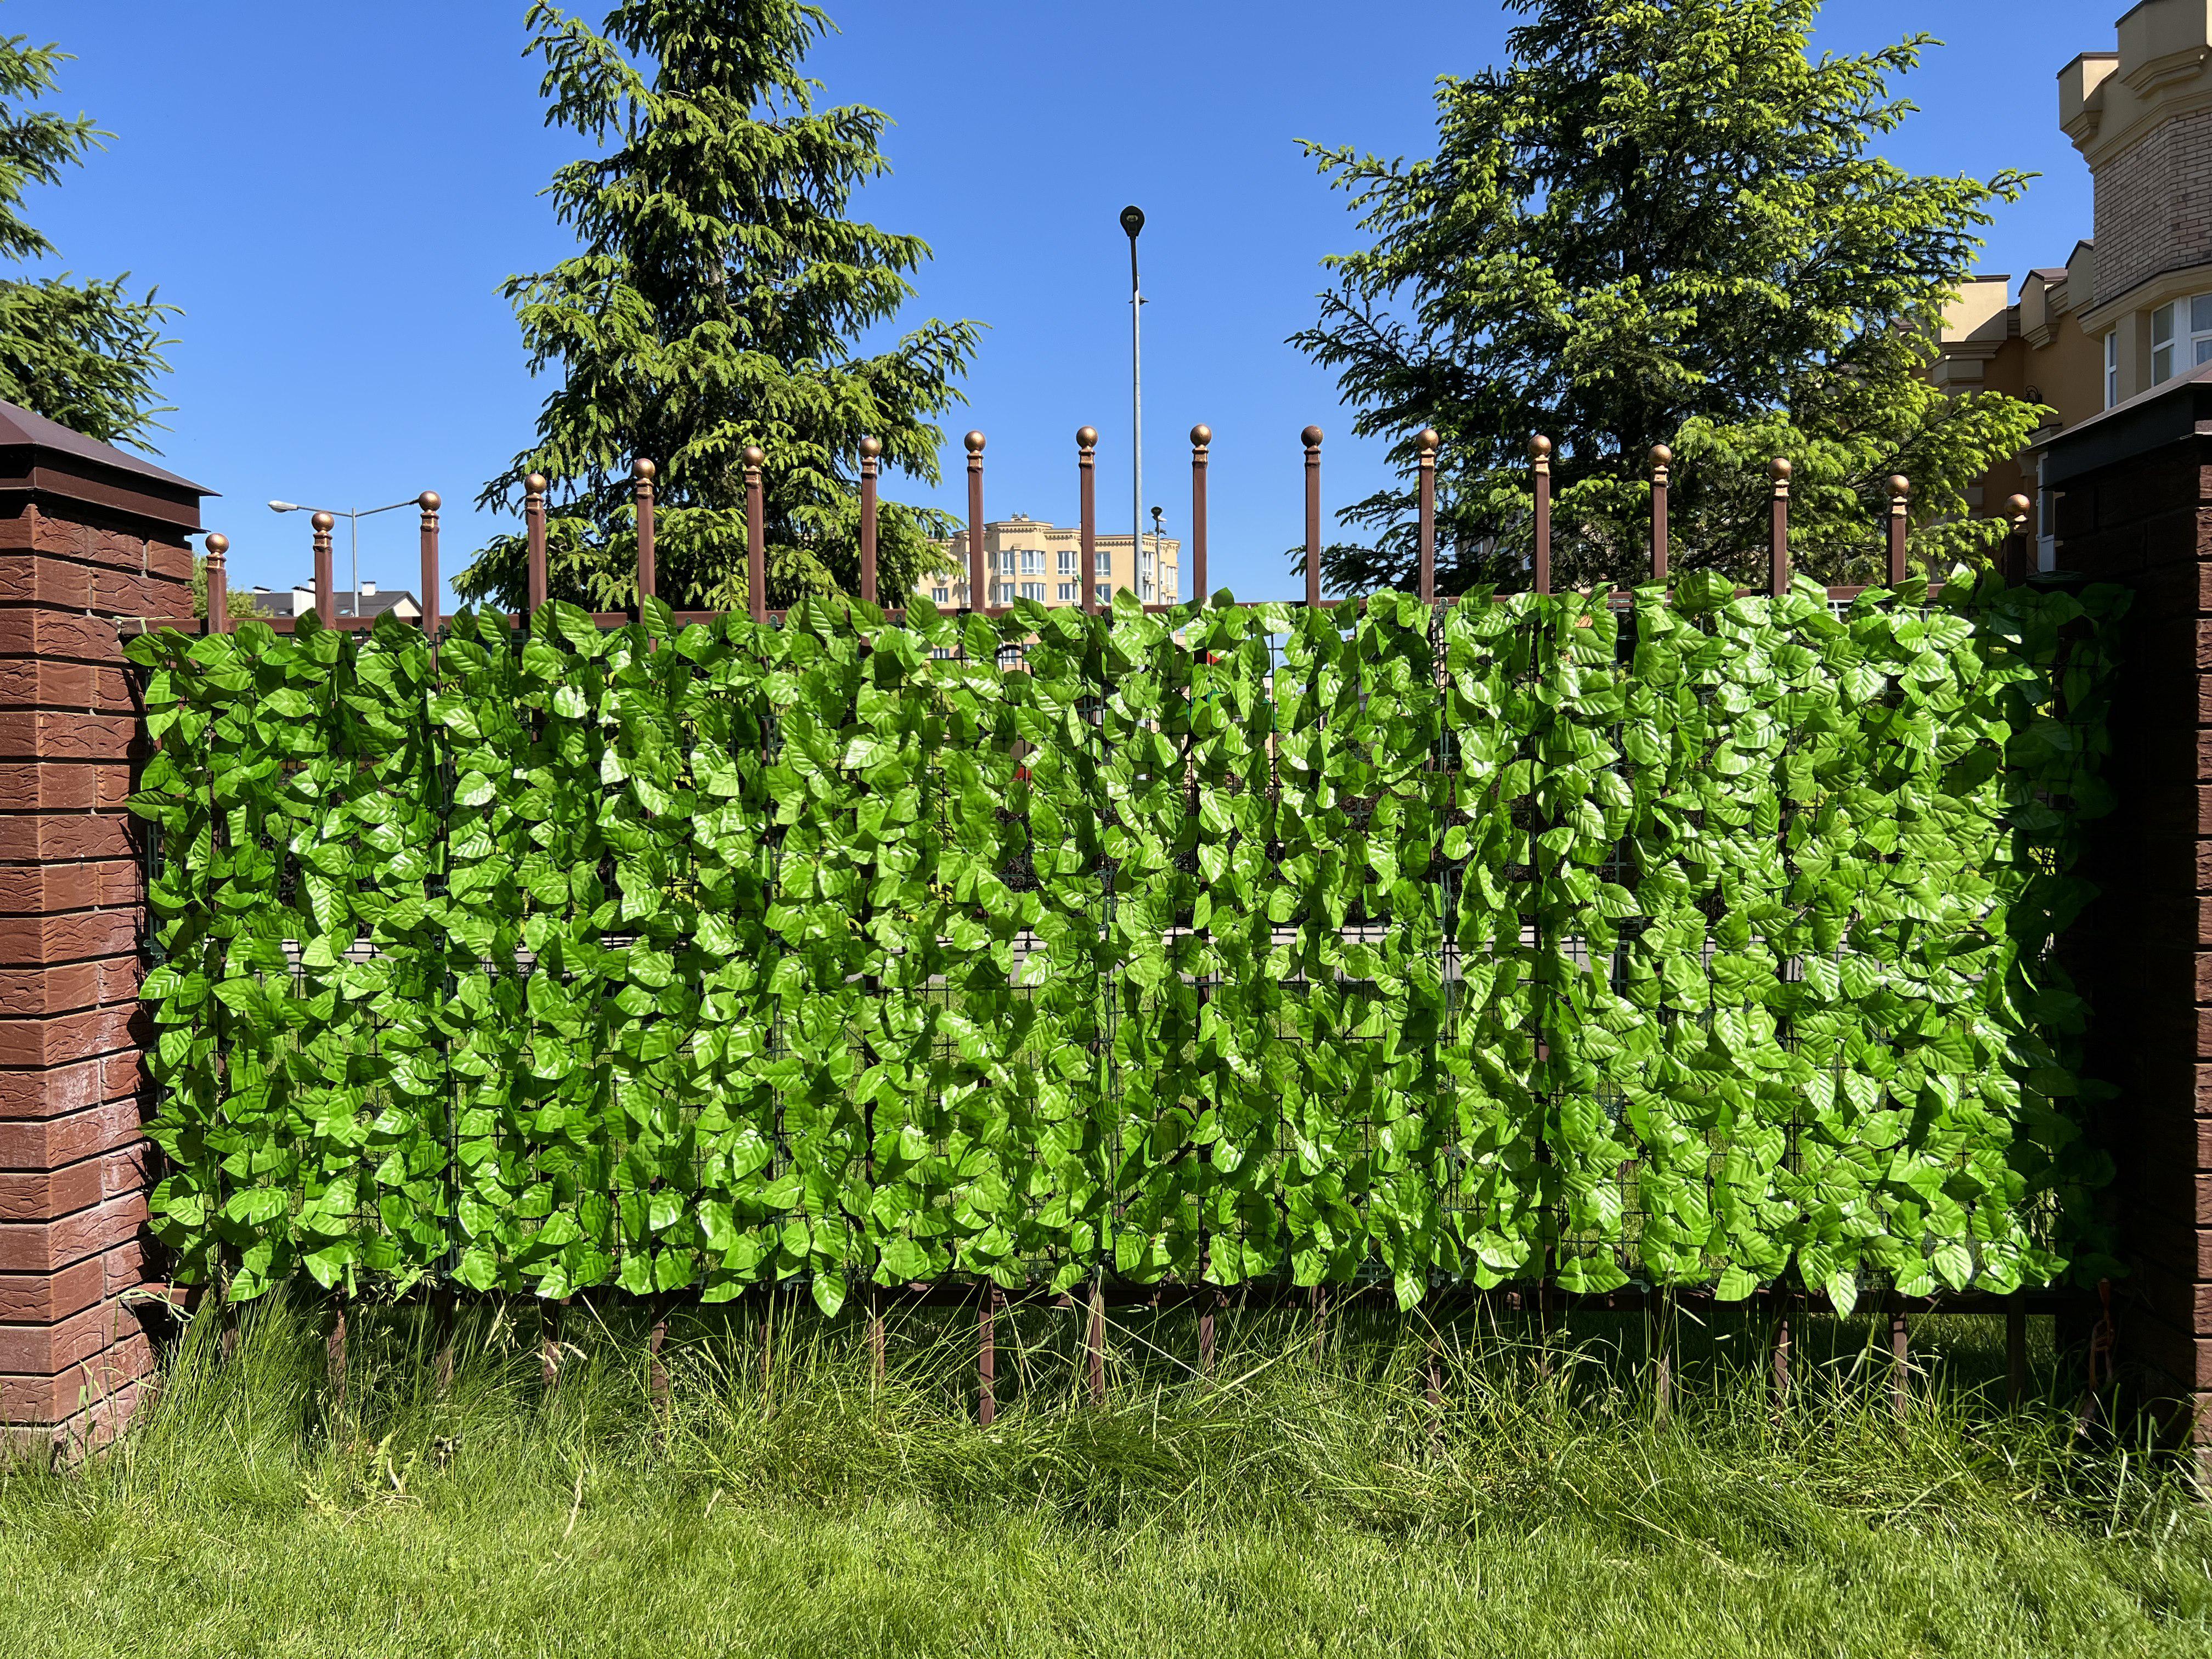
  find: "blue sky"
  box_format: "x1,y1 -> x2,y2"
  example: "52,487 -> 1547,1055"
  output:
10,0 -> 2105,605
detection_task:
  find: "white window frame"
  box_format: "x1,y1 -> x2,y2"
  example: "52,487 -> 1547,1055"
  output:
2106,329 -> 2120,408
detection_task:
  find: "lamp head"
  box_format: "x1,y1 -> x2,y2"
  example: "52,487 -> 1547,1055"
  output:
1120,204 -> 1145,239
268,500 -> 298,514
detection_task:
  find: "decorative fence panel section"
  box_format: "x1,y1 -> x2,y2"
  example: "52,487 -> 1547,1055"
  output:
126,570 -> 2123,1313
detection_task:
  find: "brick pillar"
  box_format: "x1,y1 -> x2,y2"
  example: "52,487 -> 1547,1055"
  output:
2047,369 -> 2212,1460
0,403 -> 208,1458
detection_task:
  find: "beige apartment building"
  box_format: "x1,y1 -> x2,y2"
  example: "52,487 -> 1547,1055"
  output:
919,514 -> 1180,610
1938,0 -> 2212,568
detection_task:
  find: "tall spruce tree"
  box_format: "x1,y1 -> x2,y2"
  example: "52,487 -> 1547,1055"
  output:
0,28 -> 175,449
459,1 -> 981,612
1291,0 -> 2040,594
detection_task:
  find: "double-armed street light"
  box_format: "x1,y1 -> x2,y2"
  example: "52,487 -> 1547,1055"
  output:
268,494 -> 426,614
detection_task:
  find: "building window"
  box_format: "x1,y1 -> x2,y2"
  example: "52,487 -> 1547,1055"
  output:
1021,582 -> 1046,601
932,585 -> 950,605
2106,330 -> 2119,408
1056,581 -> 1075,602
1094,584 -> 1111,605
1057,549 -> 1076,575
1097,551 -> 1112,577
2152,296 -> 2212,386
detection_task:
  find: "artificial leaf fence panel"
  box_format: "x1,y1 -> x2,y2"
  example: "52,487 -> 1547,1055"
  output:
127,573 -> 2123,1313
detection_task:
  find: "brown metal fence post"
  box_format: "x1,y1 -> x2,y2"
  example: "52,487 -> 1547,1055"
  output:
1425,1341 -> 1447,1449
416,494 -> 440,644
1189,424 -> 1210,603
312,510 -> 336,622
1887,475 -> 1911,588
978,1283 -> 998,1426
1652,1286 -> 1673,1425
1303,425 -> 1324,608
1198,1289 -> 1221,1377
2005,492 -> 2034,584
2007,1302 -> 2028,1408
1311,1284 -> 1329,1362
743,447 -> 766,623
857,436 -> 880,606
1530,436 -> 1552,594
1889,1308 -> 1910,1421
326,1301 -> 347,1410
432,1284 -> 457,1397
647,1293 -> 672,1410
1650,445 -> 1671,583
964,430 -> 986,611
1077,427 -> 1099,614
632,460 -> 656,608
1768,458 -> 1791,597
1417,427 -> 1439,603
1086,1284 -> 1107,1404
203,533 -> 229,635
541,1298 -> 563,1392
868,1283 -> 886,1390
1771,1307 -> 1792,1418
524,474 -> 548,618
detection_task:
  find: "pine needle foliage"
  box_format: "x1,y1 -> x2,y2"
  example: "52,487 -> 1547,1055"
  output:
0,27 -> 176,449
1291,0 -> 2043,595
459,2 -> 983,614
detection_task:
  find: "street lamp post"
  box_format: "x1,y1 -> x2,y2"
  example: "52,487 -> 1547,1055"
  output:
1121,205 -> 1146,607
1149,504 -> 1164,604
268,495 -> 425,615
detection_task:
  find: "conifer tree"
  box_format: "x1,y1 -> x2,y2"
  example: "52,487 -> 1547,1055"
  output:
0,29 -> 175,448
1292,0 -> 2040,593
459,1 -> 981,612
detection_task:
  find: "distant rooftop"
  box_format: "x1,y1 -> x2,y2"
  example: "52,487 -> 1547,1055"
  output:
247,584 -> 421,621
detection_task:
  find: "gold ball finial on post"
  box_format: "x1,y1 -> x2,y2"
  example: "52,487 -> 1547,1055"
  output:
524,474 -> 547,497
1417,427 -> 1441,454
1887,476 -> 1911,505
204,533 -> 230,635
417,490 -> 441,514
1190,423 -> 1212,449
1076,425 -> 1099,450
630,459 -> 655,483
2006,493 -> 2033,529
1302,425 -> 1324,449
856,435 -> 882,461
741,447 -> 765,470
1769,456 -> 1792,488
1650,443 -> 1673,471
311,510 -> 335,533
963,431 -> 986,455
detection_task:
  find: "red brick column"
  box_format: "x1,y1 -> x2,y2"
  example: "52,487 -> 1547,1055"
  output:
0,404 -> 207,1457
2049,372 -> 2212,1464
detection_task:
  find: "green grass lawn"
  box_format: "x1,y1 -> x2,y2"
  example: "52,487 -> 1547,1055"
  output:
2,1296 -> 2208,1658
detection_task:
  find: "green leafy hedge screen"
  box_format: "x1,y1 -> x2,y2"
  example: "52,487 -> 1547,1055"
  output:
127,573 -> 2122,1313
